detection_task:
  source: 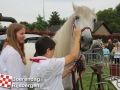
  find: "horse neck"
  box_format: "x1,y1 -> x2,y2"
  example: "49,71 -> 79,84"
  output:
53,16 -> 74,58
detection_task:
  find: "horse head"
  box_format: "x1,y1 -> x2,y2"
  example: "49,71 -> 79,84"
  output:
72,3 -> 97,52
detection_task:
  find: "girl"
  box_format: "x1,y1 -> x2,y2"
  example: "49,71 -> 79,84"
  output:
0,23 -> 27,90
113,39 -> 120,64
29,28 -> 81,90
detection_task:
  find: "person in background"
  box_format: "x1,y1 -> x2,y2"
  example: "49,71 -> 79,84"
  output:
29,28 -> 81,90
103,44 -> 110,68
113,39 -> 120,64
0,23 -> 27,90
107,39 -> 115,62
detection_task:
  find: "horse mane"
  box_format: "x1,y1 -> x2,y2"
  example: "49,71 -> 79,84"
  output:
52,15 -> 74,58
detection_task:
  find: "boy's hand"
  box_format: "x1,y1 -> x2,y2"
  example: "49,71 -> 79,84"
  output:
74,28 -> 81,38
68,64 -> 76,73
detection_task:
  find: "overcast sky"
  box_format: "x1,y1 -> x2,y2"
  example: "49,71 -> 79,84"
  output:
0,0 -> 120,26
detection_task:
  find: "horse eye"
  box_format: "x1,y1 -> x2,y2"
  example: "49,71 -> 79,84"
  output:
93,19 -> 96,22
75,16 -> 79,20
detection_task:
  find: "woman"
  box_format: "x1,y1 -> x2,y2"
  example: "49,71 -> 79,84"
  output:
113,39 -> 120,64
29,28 -> 81,90
0,23 -> 27,90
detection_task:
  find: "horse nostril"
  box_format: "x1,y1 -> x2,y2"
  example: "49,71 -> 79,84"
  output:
81,36 -> 84,42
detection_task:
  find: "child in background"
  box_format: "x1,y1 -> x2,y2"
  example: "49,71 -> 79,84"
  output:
113,39 -> 120,64
103,44 -> 110,68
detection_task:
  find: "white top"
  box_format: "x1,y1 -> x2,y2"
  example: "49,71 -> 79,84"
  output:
113,47 -> 120,58
0,45 -> 27,90
30,56 -> 65,90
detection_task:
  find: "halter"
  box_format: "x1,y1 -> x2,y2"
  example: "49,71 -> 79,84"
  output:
72,18 -> 91,36
72,54 -> 85,90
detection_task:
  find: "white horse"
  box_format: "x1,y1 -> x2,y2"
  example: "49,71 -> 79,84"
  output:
25,2 -> 97,90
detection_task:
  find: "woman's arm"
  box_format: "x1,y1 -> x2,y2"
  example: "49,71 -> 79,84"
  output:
64,28 -> 81,66
62,65 -> 76,78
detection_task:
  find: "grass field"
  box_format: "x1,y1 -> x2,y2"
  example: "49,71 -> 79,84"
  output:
28,67 -> 116,90
81,67 -> 116,90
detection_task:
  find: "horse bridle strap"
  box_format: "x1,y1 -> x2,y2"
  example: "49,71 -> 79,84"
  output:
72,55 -> 84,90
81,27 -> 91,32
72,19 -> 91,33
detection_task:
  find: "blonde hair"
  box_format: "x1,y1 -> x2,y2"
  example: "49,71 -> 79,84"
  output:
4,23 -> 26,65
116,42 -> 120,51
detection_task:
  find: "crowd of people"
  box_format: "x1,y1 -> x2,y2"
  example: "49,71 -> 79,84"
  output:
103,38 -> 120,68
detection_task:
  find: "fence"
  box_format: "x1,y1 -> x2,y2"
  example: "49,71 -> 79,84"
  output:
83,48 -> 103,68
82,48 -> 120,90
83,48 -> 120,76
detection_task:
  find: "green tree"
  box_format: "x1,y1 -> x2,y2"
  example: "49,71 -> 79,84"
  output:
48,11 -> 61,27
30,22 -> 36,30
34,14 -> 48,30
96,8 -> 120,33
115,3 -> 120,14
20,21 -> 31,30
20,15 -> 48,30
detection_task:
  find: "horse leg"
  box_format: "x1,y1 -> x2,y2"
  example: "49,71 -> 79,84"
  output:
63,73 -> 73,90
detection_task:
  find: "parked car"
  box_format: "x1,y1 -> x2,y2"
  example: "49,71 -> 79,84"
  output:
0,34 -> 41,51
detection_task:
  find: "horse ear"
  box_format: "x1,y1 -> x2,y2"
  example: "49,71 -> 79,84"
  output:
92,8 -> 95,12
72,2 -> 77,11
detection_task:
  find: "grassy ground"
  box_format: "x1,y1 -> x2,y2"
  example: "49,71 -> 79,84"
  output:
81,67 -> 115,90
28,67 -> 116,90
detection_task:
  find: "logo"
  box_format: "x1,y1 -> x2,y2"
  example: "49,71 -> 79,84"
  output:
0,74 -> 12,88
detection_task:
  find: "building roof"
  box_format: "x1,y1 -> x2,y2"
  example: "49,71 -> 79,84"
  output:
48,25 -> 61,32
93,21 -> 112,34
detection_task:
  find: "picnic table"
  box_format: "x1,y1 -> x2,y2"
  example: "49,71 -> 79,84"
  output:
106,76 -> 120,90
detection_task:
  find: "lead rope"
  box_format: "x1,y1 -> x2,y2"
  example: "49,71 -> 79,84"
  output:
72,54 -> 84,90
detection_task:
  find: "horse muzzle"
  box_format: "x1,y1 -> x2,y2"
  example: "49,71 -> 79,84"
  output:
80,27 -> 93,52
80,37 -> 93,52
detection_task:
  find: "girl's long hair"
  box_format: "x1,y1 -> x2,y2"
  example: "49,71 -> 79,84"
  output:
2,23 -> 26,65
